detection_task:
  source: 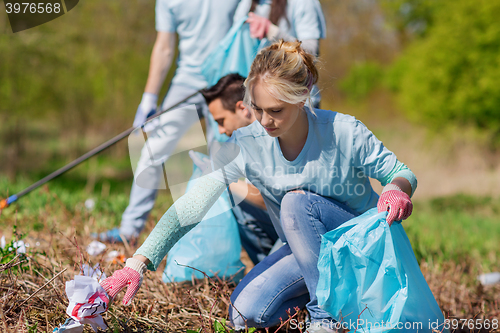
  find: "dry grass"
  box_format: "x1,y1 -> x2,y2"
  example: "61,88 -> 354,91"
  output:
423,260 -> 500,330
0,226 -> 308,333
0,224 -> 498,333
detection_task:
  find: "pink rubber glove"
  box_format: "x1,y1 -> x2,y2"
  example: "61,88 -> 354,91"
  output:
246,12 -> 271,39
377,184 -> 413,226
100,258 -> 147,306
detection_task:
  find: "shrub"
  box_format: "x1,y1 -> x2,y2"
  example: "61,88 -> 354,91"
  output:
389,0 -> 500,134
339,62 -> 384,101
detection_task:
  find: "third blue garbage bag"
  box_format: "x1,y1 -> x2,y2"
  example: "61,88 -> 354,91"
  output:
164,19 -> 265,283
317,208 -> 449,333
163,155 -> 244,283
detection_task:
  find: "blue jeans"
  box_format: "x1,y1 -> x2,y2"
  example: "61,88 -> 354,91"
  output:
230,190 -> 358,329
234,200 -> 279,265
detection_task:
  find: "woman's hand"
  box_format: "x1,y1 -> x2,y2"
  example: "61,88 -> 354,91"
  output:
377,184 -> 413,226
100,257 -> 148,306
246,12 -> 271,39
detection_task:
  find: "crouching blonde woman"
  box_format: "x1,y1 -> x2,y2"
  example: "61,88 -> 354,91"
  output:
101,40 -> 416,333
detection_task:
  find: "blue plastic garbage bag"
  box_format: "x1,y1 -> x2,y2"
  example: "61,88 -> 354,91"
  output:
163,155 -> 245,282
201,16 -> 265,87
317,208 -> 449,333
201,17 -> 266,144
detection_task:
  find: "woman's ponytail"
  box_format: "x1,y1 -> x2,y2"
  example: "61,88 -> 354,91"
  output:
244,40 -> 319,109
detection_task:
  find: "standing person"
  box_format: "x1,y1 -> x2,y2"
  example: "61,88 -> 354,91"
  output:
234,0 -> 326,107
100,41 -> 416,333
96,0 -> 241,243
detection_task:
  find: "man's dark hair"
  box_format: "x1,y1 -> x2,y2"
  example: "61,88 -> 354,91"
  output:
201,73 -> 246,112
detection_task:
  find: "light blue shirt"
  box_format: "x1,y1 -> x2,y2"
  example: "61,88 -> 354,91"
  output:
135,109 -> 417,270
233,0 -> 326,41
156,0 -> 241,90
209,109 -> 407,241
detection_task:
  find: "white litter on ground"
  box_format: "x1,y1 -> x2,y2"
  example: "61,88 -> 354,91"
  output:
86,240 -> 106,256
0,236 -> 28,254
478,272 -> 500,286
105,250 -> 125,263
81,263 -> 107,282
54,272 -> 110,332
84,198 -> 96,211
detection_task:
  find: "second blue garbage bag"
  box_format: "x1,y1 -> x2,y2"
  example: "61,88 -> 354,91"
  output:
201,16 -> 265,87
163,156 -> 244,283
200,16 -> 266,144
317,208 -> 449,333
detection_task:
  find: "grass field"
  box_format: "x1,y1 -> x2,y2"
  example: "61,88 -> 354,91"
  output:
1,113 -> 499,332
1,161 -> 499,332
2,0 -> 499,330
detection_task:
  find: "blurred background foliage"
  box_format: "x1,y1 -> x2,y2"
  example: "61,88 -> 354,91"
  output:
338,0 -> 500,144
0,1 -> 164,178
387,0 -> 500,138
2,0 -> 499,176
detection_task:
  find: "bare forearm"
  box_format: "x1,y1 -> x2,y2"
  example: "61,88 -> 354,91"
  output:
244,187 -> 266,210
229,181 -> 267,210
144,32 -> 176,95
390,177 -> 412,197
134,254 -> 150,265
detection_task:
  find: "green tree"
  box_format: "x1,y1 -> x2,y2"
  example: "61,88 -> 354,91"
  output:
0,1 -> 162,174
382,0 -> 445,39
389,0 -> 500,137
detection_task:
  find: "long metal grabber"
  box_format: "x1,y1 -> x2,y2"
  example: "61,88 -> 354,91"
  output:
0,90 -> 202,211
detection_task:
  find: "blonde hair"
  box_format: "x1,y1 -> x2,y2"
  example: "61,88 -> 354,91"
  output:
244,40 -> 319,110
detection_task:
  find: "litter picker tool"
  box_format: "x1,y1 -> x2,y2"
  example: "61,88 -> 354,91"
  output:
0,90 -> 203,212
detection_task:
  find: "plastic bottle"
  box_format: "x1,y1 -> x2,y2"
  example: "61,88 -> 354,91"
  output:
478,272 -> 500,286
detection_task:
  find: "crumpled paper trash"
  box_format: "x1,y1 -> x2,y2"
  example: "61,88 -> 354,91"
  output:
85,198 -> 96,211
1,235 -> 28,254
81,263 -> 107,282
478,272 -> 500,286
54,275 -> 110,332
105,250 -> 126,264
86,240 -> 106,256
